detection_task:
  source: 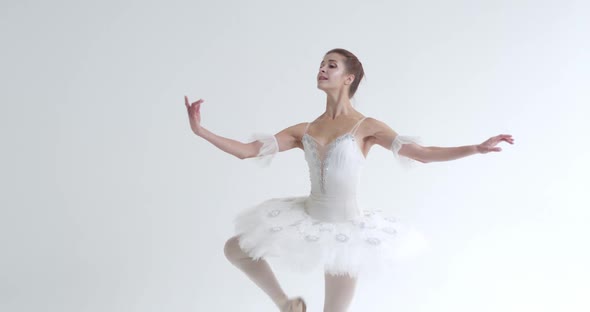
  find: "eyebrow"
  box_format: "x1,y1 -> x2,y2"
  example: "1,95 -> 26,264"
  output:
321,59 -> 337,63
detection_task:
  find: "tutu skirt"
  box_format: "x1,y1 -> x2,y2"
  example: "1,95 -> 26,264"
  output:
233,195 -> 429,279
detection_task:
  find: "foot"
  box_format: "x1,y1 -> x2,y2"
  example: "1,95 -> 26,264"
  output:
280,297 -> 307,312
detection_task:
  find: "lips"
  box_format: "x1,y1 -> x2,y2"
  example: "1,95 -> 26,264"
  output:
318,76 -> 328,80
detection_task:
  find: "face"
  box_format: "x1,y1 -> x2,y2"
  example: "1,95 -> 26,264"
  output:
317,53 -> 354,93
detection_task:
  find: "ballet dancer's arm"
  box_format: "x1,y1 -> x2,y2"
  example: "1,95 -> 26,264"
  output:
421,135 -> 514,162
184,96 -> 304,160
362,118 -> 428,163
363,117 -> 514,163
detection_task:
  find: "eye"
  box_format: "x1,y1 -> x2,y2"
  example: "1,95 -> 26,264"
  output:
319,63 -> 337,69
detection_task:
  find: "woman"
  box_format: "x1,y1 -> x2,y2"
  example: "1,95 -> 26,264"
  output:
185,48 -> 514,312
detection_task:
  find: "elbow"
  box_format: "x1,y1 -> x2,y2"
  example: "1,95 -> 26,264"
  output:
237,151 -> 254,160
414,156 -> 429,163
238,142 -> 258,160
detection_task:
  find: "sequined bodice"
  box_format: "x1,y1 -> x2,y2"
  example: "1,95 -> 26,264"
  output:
301,118 -> 367,222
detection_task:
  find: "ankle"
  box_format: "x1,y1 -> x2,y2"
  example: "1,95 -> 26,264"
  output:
276,295 -> 289,309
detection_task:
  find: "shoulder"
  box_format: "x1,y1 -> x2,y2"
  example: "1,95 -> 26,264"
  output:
358,117 -> 399,148
362,117 -> 380,129
277,121 -> 308,131
275,122 -> 311,144
360,117 -> 397,135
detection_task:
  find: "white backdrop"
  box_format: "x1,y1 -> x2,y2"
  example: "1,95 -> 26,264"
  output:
1,0 -> 589,311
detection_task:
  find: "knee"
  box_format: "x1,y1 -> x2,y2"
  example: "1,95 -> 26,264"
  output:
223,235 -> 242,261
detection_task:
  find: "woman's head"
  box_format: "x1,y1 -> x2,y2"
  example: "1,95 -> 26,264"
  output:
317,48 -> 365,99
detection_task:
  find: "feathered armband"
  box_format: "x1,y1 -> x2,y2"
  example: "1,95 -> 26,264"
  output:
390,135 -> 423,168
249,133 -> 279,167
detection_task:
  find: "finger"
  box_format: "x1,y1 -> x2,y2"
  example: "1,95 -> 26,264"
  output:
185,96 -> 190,108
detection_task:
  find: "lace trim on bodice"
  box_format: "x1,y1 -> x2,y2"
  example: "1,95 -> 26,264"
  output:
302,117 -> 367,193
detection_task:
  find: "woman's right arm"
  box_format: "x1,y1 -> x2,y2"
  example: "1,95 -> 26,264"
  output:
185,96 -> 305,160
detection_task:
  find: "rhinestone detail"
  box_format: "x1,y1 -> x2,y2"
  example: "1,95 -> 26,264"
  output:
302,133 -> 355,193
335,233 -> 349,242
270,226 -> 283,232
305,235 -> 320,242
366,237 -> 381,245
382,227 -> 397,234
385,217 -> 398,223
267,209 -> 281,217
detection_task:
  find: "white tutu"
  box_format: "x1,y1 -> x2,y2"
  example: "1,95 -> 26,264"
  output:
234,196 -> 429,279
236,118 -> 429,279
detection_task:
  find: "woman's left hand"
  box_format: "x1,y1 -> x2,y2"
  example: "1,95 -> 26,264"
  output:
476,134 -> 514,154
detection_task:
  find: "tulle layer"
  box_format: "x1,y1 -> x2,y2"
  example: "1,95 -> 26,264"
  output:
249,133 -> 279,167
390,135 -> 424,168
233,196 -> 429,279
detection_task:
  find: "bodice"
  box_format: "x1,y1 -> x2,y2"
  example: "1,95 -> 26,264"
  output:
249,116 -> 421,222
301,130 -> 366,222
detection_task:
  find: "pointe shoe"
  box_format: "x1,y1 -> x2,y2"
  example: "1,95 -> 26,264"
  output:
280,297 -> 307,312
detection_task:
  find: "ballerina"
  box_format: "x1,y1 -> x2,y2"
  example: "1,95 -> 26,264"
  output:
185,48 -> 514,312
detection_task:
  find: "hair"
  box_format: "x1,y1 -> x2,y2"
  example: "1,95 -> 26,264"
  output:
325,48 -> 365,99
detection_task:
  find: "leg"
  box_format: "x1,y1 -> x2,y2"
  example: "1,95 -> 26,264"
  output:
223,235 -> 289,310
323,272 -> 358,312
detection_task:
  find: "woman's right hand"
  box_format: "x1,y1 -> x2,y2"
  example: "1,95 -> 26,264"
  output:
185,95 -> 203,136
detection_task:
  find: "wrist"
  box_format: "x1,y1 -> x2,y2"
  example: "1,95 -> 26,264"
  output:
474,144 -> 482,154
193,126 -> 204,137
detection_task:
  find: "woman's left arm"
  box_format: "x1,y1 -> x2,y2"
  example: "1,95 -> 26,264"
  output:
365,118 -> 514,163
420,134 -> 515,162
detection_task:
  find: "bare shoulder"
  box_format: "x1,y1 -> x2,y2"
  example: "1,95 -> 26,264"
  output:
359,117 -> 399,148
362,117 -> 383,132
277,122 -> 308,139
360,117 -> 397,135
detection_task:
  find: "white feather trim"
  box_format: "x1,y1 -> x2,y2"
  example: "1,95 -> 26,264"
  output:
390,135 -> 423,168
249,133 -> 279,167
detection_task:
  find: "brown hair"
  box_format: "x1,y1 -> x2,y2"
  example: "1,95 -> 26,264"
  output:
325,48 -> 365,99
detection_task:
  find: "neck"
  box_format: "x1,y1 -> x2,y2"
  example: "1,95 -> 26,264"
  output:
324,90 -> 354,119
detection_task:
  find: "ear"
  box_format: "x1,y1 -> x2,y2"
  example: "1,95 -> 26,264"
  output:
345,73 -> 355,85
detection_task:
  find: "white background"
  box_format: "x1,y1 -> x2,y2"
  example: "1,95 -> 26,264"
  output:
1,0 -> 589,311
